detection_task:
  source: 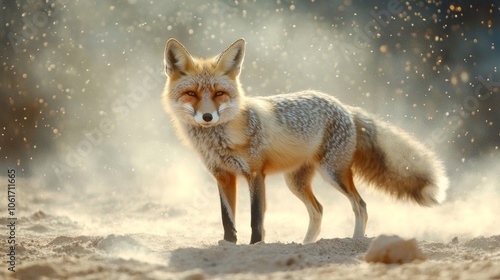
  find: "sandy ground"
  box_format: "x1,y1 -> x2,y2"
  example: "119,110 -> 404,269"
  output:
1,172 -> 499,280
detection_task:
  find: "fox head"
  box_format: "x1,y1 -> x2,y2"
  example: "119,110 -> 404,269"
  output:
163,38 -> 245,127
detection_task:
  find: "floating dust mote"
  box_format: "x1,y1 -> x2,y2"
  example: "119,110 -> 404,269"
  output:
364,235 -> 426,264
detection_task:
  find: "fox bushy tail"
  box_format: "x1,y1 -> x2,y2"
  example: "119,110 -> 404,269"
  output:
349,107 -> 449,206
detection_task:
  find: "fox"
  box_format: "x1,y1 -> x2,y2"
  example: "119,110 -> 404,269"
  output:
162,38 -> 449,244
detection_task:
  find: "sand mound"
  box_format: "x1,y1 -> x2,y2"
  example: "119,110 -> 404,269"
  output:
364,235 -> 426,264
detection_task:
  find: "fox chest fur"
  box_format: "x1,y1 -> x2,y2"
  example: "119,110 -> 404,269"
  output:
184,108 -> 264,176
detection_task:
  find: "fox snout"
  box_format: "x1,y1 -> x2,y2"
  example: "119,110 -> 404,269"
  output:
194,110 -> 220,127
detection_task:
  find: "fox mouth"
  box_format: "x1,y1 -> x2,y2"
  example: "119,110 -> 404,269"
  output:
198,122 -> 216,128
195,117 -> 218,127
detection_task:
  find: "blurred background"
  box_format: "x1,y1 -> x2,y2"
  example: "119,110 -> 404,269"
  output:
0,0 -> 499,240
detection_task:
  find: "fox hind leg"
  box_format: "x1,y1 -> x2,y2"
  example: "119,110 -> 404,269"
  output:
320,165 -> 367,238
284,163 -> 323,244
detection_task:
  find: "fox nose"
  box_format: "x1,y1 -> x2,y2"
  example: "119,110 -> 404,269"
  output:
202,113 -> 213,122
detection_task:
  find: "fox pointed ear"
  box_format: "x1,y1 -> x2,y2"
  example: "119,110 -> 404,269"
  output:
215,39 -> 246,77
164,39 -> 195,77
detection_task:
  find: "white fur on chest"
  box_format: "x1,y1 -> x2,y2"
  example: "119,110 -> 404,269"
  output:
186,125 -> 251,175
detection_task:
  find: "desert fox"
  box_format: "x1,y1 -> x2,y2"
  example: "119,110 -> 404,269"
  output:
162,38 -> 449,244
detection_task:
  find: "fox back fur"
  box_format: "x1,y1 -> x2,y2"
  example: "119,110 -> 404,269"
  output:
162,38 -> 449,244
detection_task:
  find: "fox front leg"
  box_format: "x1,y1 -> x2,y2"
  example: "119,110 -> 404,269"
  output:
215,172 -> 238,243
248,172 -> 266,244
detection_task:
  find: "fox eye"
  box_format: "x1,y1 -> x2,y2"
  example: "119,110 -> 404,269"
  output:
185,91 -> 196,97
215,91 -> 225,97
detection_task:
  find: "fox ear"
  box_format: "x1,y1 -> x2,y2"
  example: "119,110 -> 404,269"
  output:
215,39 -> 246,77
164,39 -> 195,77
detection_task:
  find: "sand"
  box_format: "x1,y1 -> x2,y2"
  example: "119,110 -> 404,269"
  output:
1,174 -> 499,280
